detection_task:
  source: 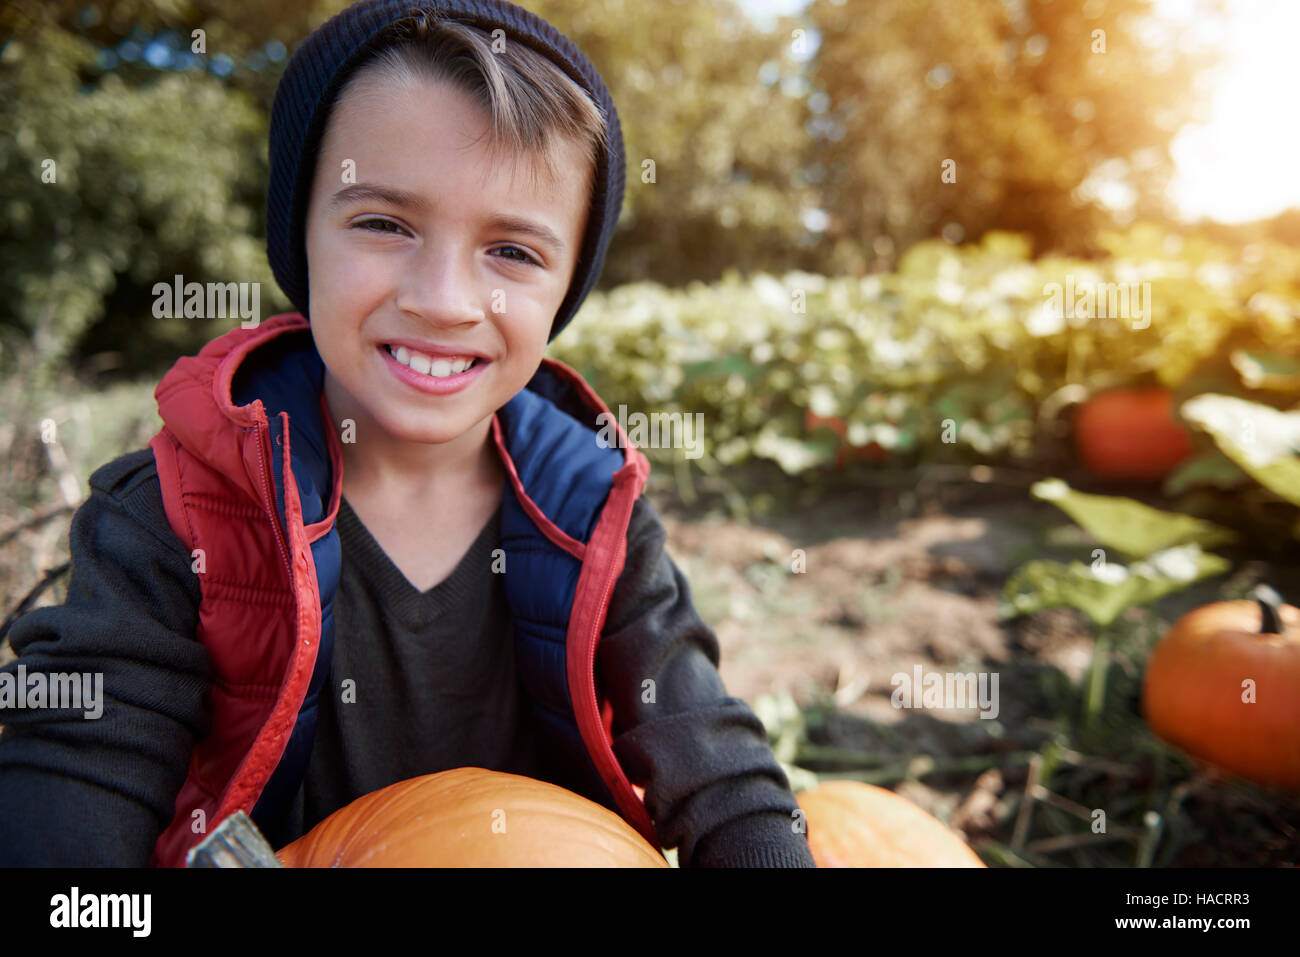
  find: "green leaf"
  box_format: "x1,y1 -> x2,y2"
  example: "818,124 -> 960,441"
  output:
999,547 -> 1232,627
1180,394 -> 1300,507
1030,479 -> 1238,558
1162,449 -> 1250,496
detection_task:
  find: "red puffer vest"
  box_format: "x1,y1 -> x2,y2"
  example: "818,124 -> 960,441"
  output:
146,313 -> 655,866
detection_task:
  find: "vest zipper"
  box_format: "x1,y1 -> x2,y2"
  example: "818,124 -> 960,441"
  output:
256,417 -> 294,585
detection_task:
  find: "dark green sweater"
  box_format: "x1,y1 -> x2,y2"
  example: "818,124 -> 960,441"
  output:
0,448 -> 815,867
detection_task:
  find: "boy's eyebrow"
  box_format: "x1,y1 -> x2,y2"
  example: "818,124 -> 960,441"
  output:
326,183 -> 567,253
327,183 -> 431,215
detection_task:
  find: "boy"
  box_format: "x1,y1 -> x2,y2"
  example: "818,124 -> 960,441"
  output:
0,0 -> 816,867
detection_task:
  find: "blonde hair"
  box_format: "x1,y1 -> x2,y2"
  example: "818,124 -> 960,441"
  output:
339,11 -> 608,192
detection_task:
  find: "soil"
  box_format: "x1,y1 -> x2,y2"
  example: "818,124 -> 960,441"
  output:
644,461 -> 1300,867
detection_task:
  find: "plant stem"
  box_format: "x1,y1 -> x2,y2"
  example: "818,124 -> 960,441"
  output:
1031,784 -> 1099,824
1134,810 -> 1163,868
1083,623 -> 1111,738
977,840 -> 1038,868
1252,583 -> 1284,634
1010,754 -> 1043,852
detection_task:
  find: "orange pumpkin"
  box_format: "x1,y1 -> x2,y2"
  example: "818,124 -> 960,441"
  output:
276,768 -> 669,867
1142,587 -> 1300,791
797,781 -> 985,867
803,410 -> 888,466
1074,386 -> 1195,480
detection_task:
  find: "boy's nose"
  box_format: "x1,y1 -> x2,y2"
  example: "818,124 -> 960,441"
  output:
394,243 -> 486,327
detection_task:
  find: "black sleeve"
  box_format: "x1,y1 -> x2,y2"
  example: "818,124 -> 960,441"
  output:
599,495 -> 816,868
0,449 -> 211,866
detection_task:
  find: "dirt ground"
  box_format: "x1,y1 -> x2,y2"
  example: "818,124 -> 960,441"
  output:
645,463 -> 1300,867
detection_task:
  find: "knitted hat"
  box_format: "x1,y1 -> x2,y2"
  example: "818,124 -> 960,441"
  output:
266,0 -> 625,343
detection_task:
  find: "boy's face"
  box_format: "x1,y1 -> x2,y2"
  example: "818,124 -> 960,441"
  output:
304,71 -> 592,452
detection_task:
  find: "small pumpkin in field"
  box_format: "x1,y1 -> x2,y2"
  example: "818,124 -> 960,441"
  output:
1074,386 -> 1195,480
276,768 -> 668,868
1142,585 -> 1300,792
803,410 -> 889,467
796,781 -> 985,867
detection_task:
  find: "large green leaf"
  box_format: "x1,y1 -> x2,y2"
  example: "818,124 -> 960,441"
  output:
1030,479 -> 1238,558
1180,394 -> 1300,508
999,546 -> 1232,627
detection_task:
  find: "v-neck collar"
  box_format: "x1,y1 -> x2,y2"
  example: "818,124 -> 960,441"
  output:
336,494 -> 503,628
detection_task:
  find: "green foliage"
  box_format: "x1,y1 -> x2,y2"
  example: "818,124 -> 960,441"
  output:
1029,478 -> 1238,557
551,227 -> 1300,477
1000,547 -> 1231,627
0,9 -> 279,385
1003,476 -> 1236,627
1163,450 -> 1250,495
1179,394 -> 1300,509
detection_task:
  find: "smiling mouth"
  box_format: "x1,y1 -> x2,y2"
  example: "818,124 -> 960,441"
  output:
383,344 -> 482,379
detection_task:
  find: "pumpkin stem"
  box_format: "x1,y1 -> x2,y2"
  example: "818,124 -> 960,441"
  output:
1251,584 -> 1284,635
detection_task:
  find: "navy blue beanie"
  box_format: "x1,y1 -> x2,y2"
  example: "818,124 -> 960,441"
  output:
266,0 -> 625,343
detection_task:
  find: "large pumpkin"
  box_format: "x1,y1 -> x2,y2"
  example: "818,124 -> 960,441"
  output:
797,781 -> 985,867
1142,587 -> 1300,791
277,768 -> 669,867
1074,386 -> 1195,480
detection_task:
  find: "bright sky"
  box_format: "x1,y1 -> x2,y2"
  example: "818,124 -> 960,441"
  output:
736,0 -> 1300,224
1162,0 -> 1300,222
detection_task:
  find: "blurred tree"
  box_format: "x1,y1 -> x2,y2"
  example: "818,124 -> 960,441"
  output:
0,0 -> 336,384
805,0 -> 1226,270
525,0 -> 820,287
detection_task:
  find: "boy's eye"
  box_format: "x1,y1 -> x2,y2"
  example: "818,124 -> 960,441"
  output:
492,245 -> 540,267
353,218 -> 406,235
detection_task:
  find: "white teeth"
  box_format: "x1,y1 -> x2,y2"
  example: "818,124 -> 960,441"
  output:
387,345 -> 478,378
